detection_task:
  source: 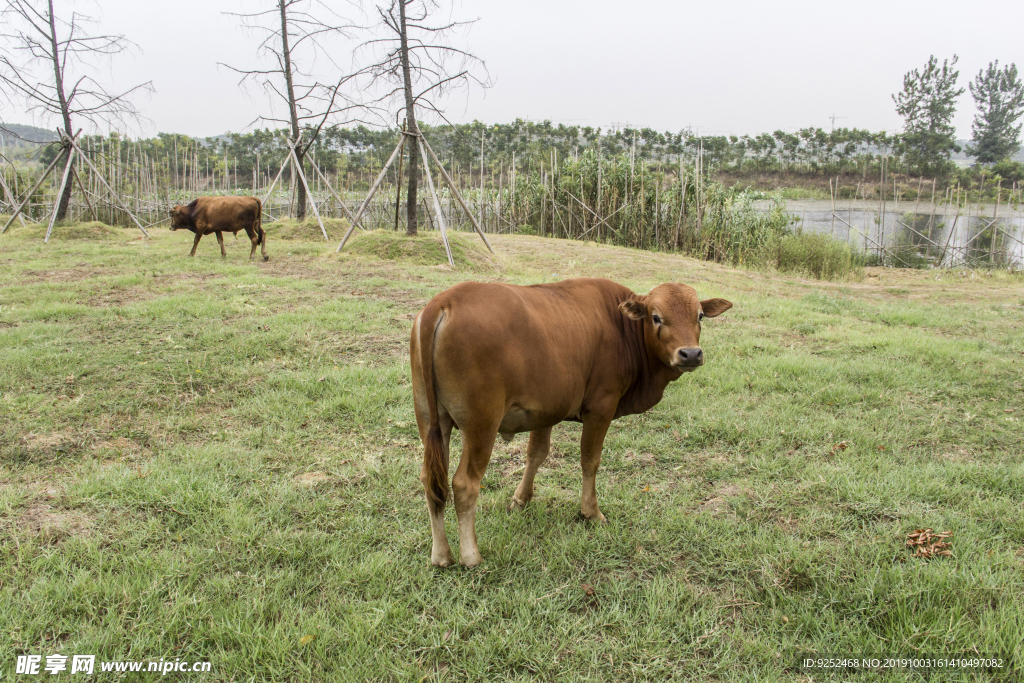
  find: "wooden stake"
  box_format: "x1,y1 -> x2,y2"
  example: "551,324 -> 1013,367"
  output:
72,164 -> 97,222
45,147 -> 77,242
336,135 -> 406,252
289,146 -> 328,240
420,135 -> 494,253
418,136 -> 453,265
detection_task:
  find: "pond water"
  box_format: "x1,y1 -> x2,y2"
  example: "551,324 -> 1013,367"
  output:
755,199 -> 1024,268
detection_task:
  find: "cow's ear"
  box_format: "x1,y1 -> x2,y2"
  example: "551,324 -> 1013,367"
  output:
619,296 -> 647,320
700,298 -> 732,318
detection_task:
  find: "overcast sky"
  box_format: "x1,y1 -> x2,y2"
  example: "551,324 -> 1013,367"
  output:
4,0 -> 1023,140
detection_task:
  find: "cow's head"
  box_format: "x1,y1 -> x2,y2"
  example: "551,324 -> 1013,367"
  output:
168,204 -> 192,232
619,283 -> 732,372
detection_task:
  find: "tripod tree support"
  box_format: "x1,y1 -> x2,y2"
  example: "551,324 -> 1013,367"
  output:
417,136 -> 454,266
420,135 -> 494,254
336,134 -> 407,252
44,146 -> 77,242
261,134 -> 301,210
288,145 -> 328,240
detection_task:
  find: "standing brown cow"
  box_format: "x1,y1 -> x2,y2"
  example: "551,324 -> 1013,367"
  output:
411,277 -> 732,566
169,196 -> 267,261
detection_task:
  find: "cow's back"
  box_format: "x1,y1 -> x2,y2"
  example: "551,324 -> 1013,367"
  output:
428,278 -> 638,432
192,196 -> 260,233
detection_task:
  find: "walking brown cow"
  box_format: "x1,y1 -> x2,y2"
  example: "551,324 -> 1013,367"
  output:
169,196 -> 267,261
411,277 -> 732,566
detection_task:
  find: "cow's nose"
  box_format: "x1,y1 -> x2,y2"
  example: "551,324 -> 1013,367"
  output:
676,347 -> 703,367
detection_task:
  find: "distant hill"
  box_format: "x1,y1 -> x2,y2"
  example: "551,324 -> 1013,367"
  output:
1,123 -> 58,143
1,123 -> 58,161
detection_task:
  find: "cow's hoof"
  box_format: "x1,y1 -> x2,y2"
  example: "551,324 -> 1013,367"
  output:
509,496 -> 527,511
263,255 -> 270,261
581,511 -> 608,524
460,553 -> 482,568
431,550 -> 455,567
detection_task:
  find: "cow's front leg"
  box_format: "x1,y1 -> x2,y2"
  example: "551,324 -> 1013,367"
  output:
580,417 -> 612,522
511,427 -> 551,510
215,231 -> 226,257
451,426 -> 497,567
189,232 -> 202,257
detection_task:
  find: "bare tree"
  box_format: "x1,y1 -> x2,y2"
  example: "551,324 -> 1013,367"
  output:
360,0 -> 488,235
0,0 -> 151,220
224,0 -> 363,220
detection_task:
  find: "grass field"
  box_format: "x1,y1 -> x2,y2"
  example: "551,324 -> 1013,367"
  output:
2,221 -> 1023,681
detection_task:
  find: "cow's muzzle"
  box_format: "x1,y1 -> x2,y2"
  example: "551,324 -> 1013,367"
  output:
673,347 -> 703,368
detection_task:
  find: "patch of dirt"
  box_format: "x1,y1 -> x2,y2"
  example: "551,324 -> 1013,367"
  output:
91,437 -> 146,456
22,430 -> 76,454
12,503 -> 93,543
20,268 -> 104,284
293,471 -> 331,487
699,484 -> 744,516
86,287 -> 158,308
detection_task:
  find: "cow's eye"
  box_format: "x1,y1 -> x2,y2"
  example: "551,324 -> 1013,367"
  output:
698,312 -> 704,321
652,314 -> 662,325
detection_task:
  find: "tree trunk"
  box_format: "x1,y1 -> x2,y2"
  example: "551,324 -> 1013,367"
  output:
279,0 -> 306,220
399,0 -> 418,236
47,0 -> 73,221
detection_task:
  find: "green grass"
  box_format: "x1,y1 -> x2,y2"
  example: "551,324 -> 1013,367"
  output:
2,224 -> 1023,681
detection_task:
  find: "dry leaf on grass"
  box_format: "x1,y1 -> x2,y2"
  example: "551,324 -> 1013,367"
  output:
906,528 -> 953,559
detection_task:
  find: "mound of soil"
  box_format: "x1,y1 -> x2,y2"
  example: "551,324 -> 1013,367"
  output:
269,218 -> 348,241
344,229 -> 493,269
3,220 -> 135,241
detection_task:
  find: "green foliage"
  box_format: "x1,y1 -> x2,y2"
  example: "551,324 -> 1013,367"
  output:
968,61 -> 1024,164
990,159 -> 1024,183
893,55 -> 964,177
771,229 -> 864,280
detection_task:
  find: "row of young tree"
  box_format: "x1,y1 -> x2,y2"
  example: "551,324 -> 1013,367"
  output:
894,55 -> 1024,177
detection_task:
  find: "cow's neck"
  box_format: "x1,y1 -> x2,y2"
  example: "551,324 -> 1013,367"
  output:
615,321 -> 679,418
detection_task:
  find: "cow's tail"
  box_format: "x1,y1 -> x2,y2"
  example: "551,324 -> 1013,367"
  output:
417,305 -> 448,508
254,198 -> 266,247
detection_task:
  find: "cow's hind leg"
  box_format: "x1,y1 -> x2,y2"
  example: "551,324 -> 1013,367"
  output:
216,231 -> 226,257
452,425 -> 498,567
423,411 -> 456,567
580,418 -> 612,523
248,229 -> 258,260
511,427 -> 551,510
189,232 -> 202,257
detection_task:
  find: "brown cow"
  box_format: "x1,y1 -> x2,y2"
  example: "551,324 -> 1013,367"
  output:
411,277 -> 732,566
169,196 -> 267,261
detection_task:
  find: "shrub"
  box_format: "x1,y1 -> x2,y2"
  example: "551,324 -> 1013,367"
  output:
770,229 -> 863,280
